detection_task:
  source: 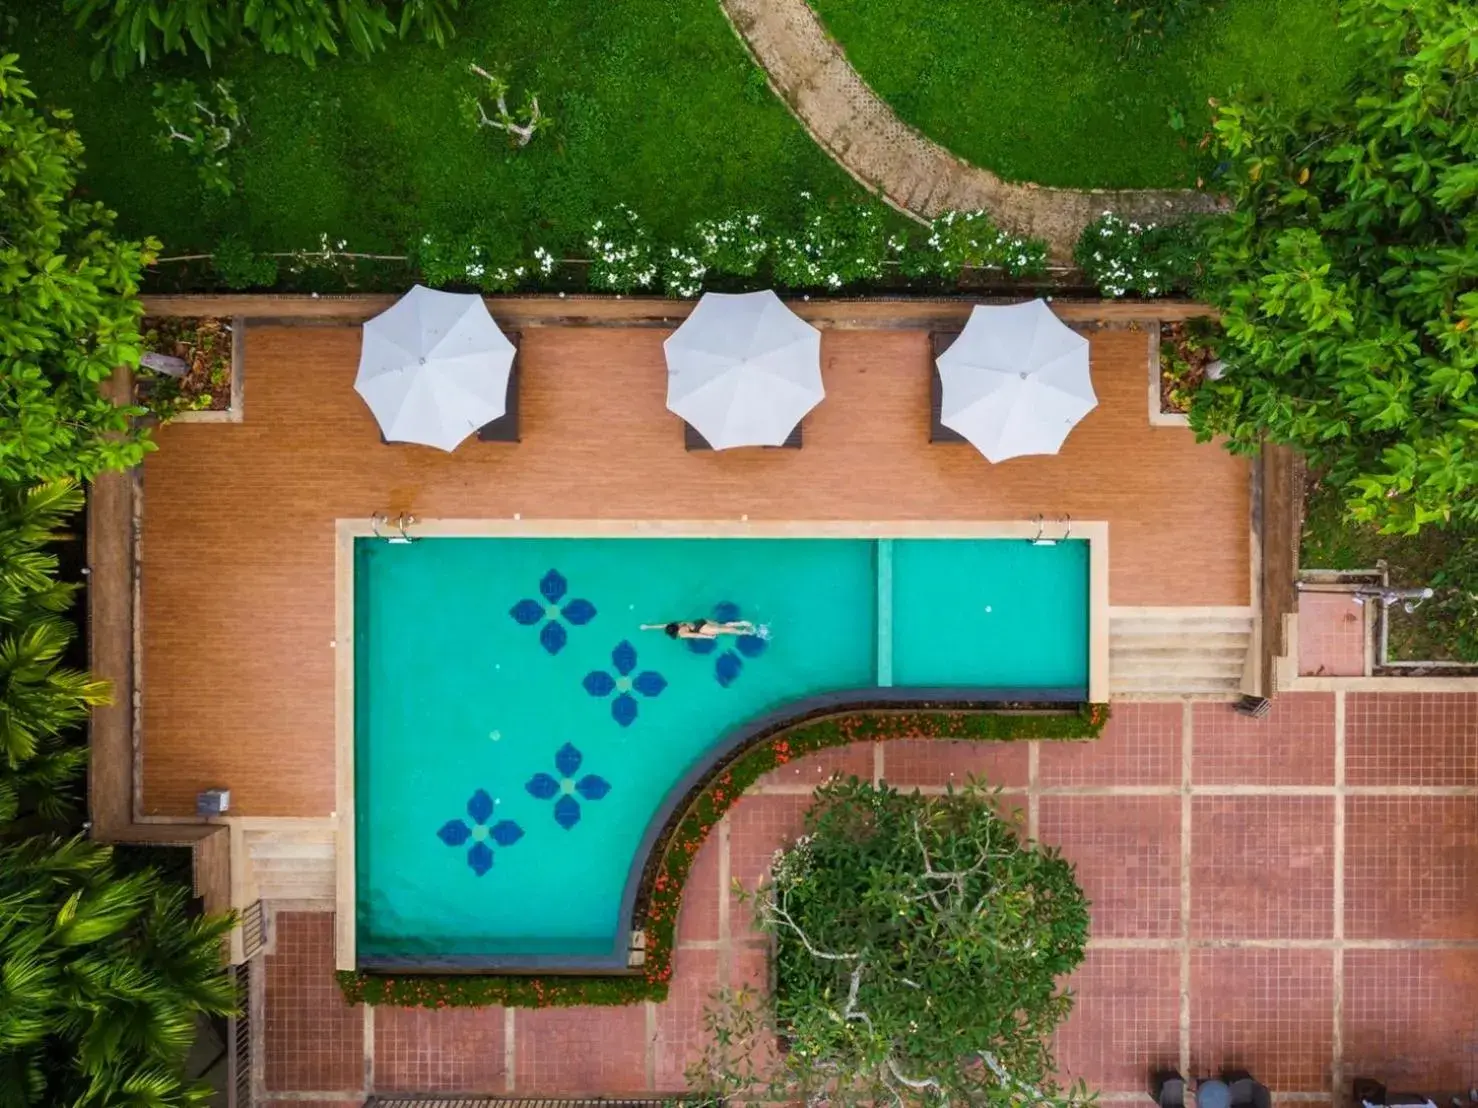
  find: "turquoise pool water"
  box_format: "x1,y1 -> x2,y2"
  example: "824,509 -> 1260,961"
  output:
354,536 -> 1088,966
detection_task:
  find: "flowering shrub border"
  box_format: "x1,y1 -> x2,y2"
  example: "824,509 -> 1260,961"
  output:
336,701 -> 1108,1009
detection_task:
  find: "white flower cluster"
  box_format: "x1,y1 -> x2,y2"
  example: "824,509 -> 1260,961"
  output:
586,204 -> 657,292
1077,211 -> 1165,298
771,199 -> 891,290
907,209 -> 1047,279
417,232 -> 553,293
288,232 -> 351,275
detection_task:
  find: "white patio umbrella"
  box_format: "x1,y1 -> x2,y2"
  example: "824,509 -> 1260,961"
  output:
936,299 -> 1096,463
664,290 -> 823,449
355,285 -> 515,451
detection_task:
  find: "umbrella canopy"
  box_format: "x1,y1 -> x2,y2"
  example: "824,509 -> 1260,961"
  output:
355,285 -> 515,451
936,299 -> 1096,463
664,290 -> 823,449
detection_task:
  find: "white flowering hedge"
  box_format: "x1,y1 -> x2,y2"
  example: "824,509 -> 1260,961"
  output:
1073,212 -> 1202,298
411,200 -> 1057,297
901,209 -> 1048,279
663,213 -> 769,297
415,231 -> 556,293
586,204 -> 658,292
770,193 -> 902,291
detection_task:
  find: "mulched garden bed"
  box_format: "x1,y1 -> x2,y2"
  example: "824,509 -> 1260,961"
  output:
137,317 -> 233,416
1159,317 -> 1220,415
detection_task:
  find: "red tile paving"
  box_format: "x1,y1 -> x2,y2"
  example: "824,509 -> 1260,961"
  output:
1189,949 -> 1334,1091
1190,797 -> 1334,940
653,948 -> 720,1092
1192,694 -> 1335,786
676,829 -> 722,946
1297,592 -> 1367,677
1343,949 -> 1478,1090
1038,795 -> 1181,939
512,1004 -> 648,1094
374,1005 -> 505,1092
726,792 -> 811,939
1039,701 -> 1182,787
253,701 -> 1478,1100
1053,947 -> 1181,1091
1345,796 -> 1478,940
881,737 -> 1030,788
1346,694 -> 1478,787
755,742 -> 874,791
262,913 -> 364,1093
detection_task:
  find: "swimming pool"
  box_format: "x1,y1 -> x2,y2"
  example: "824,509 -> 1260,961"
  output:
346,526 -> 1098,971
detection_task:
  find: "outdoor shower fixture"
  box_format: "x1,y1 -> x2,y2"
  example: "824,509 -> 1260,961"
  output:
1350,585 -> 1434,614
1030,514 -> 1072,546
371,512 -> 418,544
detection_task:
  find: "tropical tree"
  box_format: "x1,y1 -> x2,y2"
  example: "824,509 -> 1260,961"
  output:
0,477 -> 237,1105
691,778 -> 1090,1108
1191,0 -> 1478,534
0,835 -> 237,1108
0,54 -> 158,484
0,481 -> 107,781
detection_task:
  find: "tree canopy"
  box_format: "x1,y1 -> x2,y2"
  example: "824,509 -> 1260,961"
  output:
1192,0 -> 1478,533
693,778 -> 1090,1108
0,478 -> 236,1108
0,53 -> 157,485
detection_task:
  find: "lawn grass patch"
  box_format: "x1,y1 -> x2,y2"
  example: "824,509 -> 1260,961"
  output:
3,0 -> 858,260
805,0 -> 1360,188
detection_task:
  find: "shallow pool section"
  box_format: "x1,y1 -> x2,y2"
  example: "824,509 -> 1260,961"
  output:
354,536 -> 1089,968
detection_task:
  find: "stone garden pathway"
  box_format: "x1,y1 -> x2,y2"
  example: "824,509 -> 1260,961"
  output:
717,0 -> 1225,261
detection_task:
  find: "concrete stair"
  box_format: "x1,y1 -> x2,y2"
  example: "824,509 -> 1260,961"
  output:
241,824 -> 336,906
1109,607 -> 1255,699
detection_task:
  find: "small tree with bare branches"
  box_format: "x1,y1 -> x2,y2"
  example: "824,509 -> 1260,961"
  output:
464,64 -> 552,147
690,778 -> 1091,1108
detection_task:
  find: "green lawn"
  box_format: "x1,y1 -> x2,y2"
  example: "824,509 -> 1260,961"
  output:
806,0 -> 1360,188
4,1 -> 857,258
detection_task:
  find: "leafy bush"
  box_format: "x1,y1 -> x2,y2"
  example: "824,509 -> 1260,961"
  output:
153,79 -> 241,195
771,193 -> 901,290
693,778 -> 1090,1108
902,209 -> 1049,280
212,234 -> 281,289
0,54 -> 157,484
663,213 -> 769,297
1074,211 -> 1203,297
586,205 -> 658,293
66,0 -> 467,76
1192,0 -> 1478,534
416,230 -> 558,293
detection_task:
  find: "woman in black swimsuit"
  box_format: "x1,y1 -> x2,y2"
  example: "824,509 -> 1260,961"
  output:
641,618 -> 756,640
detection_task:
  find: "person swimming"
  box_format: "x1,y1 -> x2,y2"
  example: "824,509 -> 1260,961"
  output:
641,618 -> 757,640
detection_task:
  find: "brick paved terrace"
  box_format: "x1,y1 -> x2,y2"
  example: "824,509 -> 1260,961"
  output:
256,695 -> 1478,1102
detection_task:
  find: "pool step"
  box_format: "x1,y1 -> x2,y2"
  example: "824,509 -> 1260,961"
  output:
1109,607 -> 1254,699
243,825 -> 336,906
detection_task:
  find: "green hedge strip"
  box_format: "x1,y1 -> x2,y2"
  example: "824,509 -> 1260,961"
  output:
337,703 -> 1109,1009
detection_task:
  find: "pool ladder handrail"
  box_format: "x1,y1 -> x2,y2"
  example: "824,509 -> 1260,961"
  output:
371,512 -> 418,544
1030,513 -> 1071,546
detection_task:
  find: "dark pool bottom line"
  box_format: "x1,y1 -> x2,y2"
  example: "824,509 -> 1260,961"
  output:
358,685 -> 1087,975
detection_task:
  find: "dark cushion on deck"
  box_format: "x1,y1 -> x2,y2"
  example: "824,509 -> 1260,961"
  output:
930,331 -> 967,444
477,331 -> 522,442
684,421 -> 803,451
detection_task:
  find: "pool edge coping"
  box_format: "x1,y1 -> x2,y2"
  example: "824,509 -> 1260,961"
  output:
332,517 -> 1111,972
